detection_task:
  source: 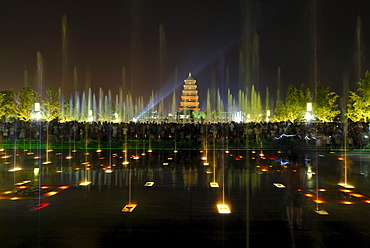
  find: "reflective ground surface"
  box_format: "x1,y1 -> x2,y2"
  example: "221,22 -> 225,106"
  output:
1,146 -> 370,247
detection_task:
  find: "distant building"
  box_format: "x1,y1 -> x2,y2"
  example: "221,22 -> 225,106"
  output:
179,73 -> 200,113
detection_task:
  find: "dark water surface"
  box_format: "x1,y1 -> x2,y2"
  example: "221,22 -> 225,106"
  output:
1,147 -> 370,247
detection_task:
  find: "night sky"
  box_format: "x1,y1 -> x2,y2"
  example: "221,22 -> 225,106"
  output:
0,0 -> 370,105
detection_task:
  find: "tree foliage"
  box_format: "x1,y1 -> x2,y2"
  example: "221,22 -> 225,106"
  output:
313,82 -> 340,122
347,70 -> 370,122
42,87 -> 61,121
274,84 -> 311,122
16,87 -> 39,121
0,90 -> 15,121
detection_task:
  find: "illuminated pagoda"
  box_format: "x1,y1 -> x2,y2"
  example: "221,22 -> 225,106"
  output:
179,72 -> 200,113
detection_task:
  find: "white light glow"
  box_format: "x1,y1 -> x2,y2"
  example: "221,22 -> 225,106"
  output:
305,112 -> 312,121
34,102 -> 40,112
306,102 -> 312,112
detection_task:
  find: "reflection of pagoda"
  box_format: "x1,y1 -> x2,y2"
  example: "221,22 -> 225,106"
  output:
179,73 -> 200,112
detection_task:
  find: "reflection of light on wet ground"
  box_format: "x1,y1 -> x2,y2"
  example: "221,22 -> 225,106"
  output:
30,202 -> 50,211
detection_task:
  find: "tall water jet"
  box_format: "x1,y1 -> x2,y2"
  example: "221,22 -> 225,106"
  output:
206,89 -> 211,121
158,22 -> 167,91
225,66 -> 229,94
36,51 -> 43,207
227,89 -> 233,113
36,51 -> 43,102
61,15 -> 69,96
73,66 -> 78,93
252,31 -> 260,91
354,15 -> 364,83
342,70 -> 349,122
129,0 -> 142,97
265,87 -> 270,121
84,68 -> 91,94
239,0 -> 253,92
122,65 -> 127,94
171,90 -> 176,118
310,0 -> 319,96
276,66 -> 281,103
23,70 -> 29,87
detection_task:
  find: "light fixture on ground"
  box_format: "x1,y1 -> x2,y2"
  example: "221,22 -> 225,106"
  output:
266,110 -> 270,122
338,183 -> 355,189
305,102 -> 312,122
79,181 -> 91,186
273,183 -> 286,188
217,204 -> 231,214
144,182 -> 154,187
121,204 -> 137,213
33,102 -> 42,120
314,209 -> 329,215
210,182 -> 219,188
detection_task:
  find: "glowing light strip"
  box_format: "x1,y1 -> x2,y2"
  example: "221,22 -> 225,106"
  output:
274,134 -> 301,140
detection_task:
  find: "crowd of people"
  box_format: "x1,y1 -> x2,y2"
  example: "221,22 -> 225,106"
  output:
0,120 -> 369,149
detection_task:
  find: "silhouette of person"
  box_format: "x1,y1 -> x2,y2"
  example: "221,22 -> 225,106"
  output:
284,151 -> 305,229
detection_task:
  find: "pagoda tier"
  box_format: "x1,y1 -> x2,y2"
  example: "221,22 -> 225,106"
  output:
179,73 -> 200,112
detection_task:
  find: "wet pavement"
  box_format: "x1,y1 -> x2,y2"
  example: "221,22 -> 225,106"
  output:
0,148 -> 370,247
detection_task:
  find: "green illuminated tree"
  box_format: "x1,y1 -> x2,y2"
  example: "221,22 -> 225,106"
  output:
0,92 -> 6,121
347,71 -> 370,122
16,87 -> 39,121
313,82 -> 340,122
42,87 -> 61,121
0,90 -> 15,121
274,84 -> 311,122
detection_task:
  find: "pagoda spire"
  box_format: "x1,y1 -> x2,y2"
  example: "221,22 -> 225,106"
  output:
179,73 -> 200,112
